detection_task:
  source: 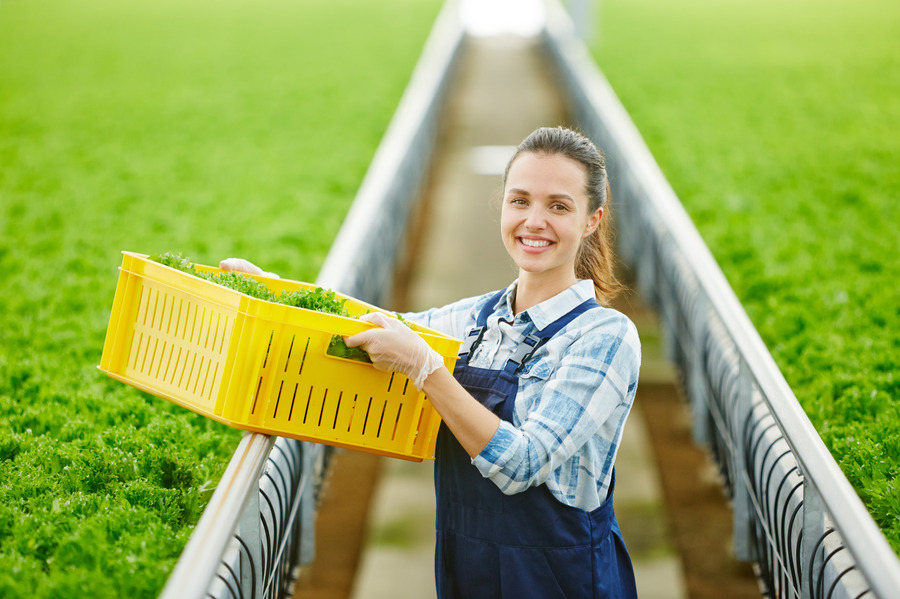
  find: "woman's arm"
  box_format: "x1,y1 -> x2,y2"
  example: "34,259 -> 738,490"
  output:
347,308 -> 640,480
397,292 -> 492,339
218,259 -> 504,457
472,313 -> 641,495
344,312 -> 501,457
420,367 -> 500,458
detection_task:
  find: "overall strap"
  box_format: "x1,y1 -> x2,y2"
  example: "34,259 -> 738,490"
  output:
502,297 -> 600,375
457,290 -> 602,373
457,289 -> 506,360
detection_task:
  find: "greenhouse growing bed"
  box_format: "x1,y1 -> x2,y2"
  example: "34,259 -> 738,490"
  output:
0,0 -> 442,595
590,0 -> 900,551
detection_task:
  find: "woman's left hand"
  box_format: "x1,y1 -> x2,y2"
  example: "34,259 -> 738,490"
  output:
344,312 -> 444,390
219,257 -> 280,278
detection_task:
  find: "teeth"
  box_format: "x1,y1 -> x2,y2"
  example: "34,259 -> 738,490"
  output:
521,238 -> 551,247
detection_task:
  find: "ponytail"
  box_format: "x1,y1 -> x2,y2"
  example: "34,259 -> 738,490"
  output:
575,180 -> 623,304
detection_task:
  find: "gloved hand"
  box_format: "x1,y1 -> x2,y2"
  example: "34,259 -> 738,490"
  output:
219,257 -> 280,279
344,312 -> 444,390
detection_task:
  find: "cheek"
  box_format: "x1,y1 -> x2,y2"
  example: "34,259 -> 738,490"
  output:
499,207 -> 517,234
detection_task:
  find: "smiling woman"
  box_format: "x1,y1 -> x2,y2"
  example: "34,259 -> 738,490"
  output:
341,126 -> 642,599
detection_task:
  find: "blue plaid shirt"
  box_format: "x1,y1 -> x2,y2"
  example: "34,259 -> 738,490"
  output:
404,279 -> 641,511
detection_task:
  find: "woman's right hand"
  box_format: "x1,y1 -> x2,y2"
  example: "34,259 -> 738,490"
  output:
344,312 -> 444,390
219,257 -> 280,279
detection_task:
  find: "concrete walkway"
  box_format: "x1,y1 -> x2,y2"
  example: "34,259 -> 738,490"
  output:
348,34 -> 687,599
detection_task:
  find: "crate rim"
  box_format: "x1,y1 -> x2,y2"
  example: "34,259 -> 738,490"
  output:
118,250 -> 462,355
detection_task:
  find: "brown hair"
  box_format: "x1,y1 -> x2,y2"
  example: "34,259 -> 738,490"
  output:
503,126 -> 623,304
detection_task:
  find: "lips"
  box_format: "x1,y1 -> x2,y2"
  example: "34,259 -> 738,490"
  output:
519,237 -> 553,248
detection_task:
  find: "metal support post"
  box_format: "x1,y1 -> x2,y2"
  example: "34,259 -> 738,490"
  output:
800,479 -> 826,599
299,443 -> 318,566
732,356 -> 757,561
239,480 -> 262,598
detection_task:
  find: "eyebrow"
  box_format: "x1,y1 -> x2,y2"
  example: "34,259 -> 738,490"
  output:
506,188 -> 576,203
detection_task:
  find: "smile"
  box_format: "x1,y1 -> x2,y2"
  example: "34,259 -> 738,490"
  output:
520,238 -> 552,248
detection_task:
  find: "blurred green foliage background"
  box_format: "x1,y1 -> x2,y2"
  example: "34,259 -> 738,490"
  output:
0,0 -> 441,595
593,0 -> 900,549
3,0 -> 898,592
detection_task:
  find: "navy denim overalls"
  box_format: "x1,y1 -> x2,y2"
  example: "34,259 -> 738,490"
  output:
434,290 -> 638,599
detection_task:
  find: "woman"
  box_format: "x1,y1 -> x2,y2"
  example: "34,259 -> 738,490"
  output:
341,127 -> 641,598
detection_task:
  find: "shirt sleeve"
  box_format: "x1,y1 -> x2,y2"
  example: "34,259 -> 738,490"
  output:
471,311 -> 642,495
399,291 -> 495,339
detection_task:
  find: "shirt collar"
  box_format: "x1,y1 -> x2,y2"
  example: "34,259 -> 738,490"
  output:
497,279 -> 595,331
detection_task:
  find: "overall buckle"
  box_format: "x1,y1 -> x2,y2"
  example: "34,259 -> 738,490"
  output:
459,326 -> 486,358
507,333 -> 543,373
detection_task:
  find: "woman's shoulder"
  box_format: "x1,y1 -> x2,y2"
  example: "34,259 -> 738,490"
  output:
566,303 -> 642,355
435,285 -> 511,319
523,303 -> 641,384
586,302 -> 638,331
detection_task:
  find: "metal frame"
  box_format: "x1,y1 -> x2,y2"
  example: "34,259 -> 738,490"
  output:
542,1 -> 900,597
160,2 -> 465,596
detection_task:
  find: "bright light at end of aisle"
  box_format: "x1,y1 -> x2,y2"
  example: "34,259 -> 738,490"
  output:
469,145 -> 518,175
460,0 -> 547,37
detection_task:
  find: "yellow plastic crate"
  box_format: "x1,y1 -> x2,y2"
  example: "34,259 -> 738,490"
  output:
98,252 -> 460,461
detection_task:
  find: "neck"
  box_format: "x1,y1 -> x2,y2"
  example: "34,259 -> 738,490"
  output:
514,270 -> 578,314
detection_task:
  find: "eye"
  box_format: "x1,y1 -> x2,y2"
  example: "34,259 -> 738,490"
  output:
508,197 -> 528,206
550,202 -> 571,212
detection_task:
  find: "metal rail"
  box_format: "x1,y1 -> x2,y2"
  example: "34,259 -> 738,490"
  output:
159,2 -> 464,596
541,2 -> 900,597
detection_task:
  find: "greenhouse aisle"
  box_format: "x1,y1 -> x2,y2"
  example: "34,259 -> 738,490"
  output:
366,31 -> 686,599
294,28 -> 759,599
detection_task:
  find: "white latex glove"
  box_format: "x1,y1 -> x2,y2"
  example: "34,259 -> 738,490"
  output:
219,257 -> 280,279
344,312 -> 444,390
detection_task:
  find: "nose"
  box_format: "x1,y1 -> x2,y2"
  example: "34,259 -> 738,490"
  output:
524,205 -> 546,230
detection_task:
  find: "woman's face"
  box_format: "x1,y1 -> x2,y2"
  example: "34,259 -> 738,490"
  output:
501,152 -> 602,286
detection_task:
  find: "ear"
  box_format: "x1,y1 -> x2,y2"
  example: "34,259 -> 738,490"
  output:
583,207 -> 603,238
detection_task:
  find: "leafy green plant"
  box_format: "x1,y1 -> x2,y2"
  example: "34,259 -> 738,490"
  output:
151,252 -> 350,316
0,0 -> 441,595
151,252 -> 375,361
327,335 -> 373,363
